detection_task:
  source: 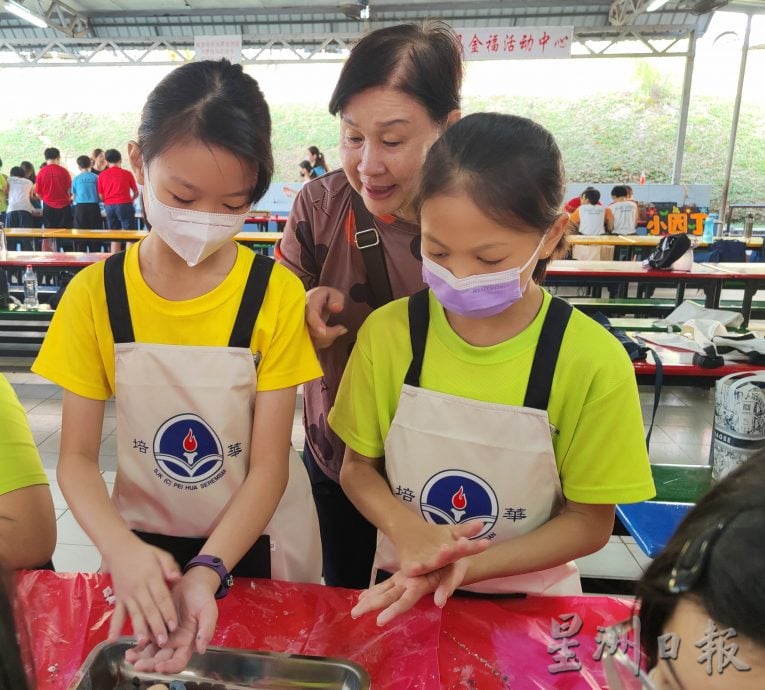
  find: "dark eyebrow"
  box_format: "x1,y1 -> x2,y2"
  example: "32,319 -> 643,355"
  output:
169,175 -> 251,198
422,234 -> 449,249
341,115 -> 410,128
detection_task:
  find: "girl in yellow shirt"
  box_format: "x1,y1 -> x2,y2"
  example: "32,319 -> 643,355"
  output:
33,60 -> 321,672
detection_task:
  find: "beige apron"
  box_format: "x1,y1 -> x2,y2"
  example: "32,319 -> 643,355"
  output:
373,291 -> 582,596
105,252 -> 321,583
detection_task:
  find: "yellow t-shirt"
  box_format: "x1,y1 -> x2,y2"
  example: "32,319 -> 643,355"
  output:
33,241 -> 322,399
329,289 -> 655,505
0,374 -> 48,494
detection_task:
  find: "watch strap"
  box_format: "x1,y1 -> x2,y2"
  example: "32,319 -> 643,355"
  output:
183,555 -> 233,599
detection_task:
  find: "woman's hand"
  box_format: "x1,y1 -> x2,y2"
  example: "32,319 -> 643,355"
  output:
124,566 -> 220,674
351,559 -> 470,626
393,519 -> 490,578
305,286 -> 348,349
105,538 -> 182,646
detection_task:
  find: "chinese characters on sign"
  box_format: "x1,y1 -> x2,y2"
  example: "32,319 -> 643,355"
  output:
194,35 -> 242,64
455,26 -> 573,61
647,211 -> 707,236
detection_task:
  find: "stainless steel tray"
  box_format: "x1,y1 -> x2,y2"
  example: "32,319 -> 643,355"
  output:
67,638 -> 370,690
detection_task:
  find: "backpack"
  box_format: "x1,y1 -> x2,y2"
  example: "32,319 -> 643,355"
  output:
646,234 -> 692,270
591,312 -> 664,449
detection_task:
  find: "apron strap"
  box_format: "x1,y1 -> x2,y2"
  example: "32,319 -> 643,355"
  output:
405,290 -> 572,409
228,253 -> 274,348
523,296 -> 573,410
404,288 -> 430,387
104,251 -> 135,344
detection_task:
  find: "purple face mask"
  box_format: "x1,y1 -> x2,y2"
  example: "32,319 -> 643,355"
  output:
421,240 -> 544,319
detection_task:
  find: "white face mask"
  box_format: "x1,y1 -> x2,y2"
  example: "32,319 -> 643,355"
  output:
142,167 -> 251,267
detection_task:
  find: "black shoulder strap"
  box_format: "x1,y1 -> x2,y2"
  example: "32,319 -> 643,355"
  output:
351,191 -> 394,309
104,252 -> 135,344
523,297 -> 573,410
228,253 -> 274,348
404,289 -> 430,387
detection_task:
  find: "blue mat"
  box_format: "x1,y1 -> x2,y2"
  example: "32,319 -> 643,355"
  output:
617,501 -> 693,558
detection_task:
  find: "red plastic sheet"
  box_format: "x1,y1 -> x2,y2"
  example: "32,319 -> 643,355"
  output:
439,595 -> 635,689
15,571 -> 441,690
15,571 -> 635,690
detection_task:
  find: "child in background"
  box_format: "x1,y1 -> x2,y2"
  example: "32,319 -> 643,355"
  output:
71,155 -> 103,229
4,167 -> 38,228
33,59 -> 322,672
610,184 -> 638,236
330,113 -> 655,624
568,187 -> 614,261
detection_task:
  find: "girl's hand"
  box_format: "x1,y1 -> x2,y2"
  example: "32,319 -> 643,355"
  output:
305,286 -> 348,349
105,538 -> 182,646
393,519 -> 490,578
124,567 -> 220,674
351,559 -> 469,626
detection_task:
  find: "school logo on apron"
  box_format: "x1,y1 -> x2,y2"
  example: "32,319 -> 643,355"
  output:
153,414 -> 224,484
420,470 -> 498,538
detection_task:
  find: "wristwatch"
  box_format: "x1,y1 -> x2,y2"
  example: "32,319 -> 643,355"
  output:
183,555 -> 233,599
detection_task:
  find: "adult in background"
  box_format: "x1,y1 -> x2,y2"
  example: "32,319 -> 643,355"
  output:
97,148 -> 138,230
91,148 -> 107,175
277,22 -> 462,589
35,147 -> 72,229
307,146 -> 328,176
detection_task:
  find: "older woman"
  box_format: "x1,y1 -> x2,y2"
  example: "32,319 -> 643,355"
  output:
277,22 -> 462,589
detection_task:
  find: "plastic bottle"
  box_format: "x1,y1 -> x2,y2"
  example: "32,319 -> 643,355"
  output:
23,264 -> 38,308
639,171 -> 646,185
702,212 -> 717,243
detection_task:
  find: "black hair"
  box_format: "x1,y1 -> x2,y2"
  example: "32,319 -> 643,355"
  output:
0,574 -> 31,690
299,160 -> 316,179
76,155 -> 91,170
636,453 -> 765,668
9,166 -> 25,178
19,162 -> 35,183
414,112 -> 567,283
329,22 -> 462,125
582,188 -> 601,205
307,146 -> 327,171
138,59 -> 273,204
611,185 -> 628,198
43,147 -> 60,161
104,148 -> 122,164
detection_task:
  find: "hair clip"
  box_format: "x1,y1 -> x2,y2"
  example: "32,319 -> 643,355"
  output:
667,505 -> 760,594
667,520 -> 724,594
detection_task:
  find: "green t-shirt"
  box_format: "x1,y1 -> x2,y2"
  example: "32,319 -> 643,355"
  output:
0,173 -> 8,213
0,374 -> 48,495
329,289 -> 655,505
